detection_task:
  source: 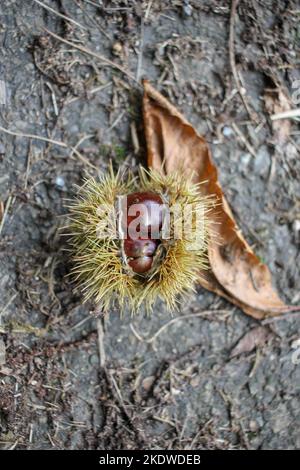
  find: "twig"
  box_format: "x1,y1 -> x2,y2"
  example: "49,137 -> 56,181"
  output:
231,122 -> 256,157
97,319 -> 106,368
8,439 -> 19,450
24,140 -> 32,189
70,133 -> 94,158
29,424 -> 34,444
0,125 -> 97,169
71,315 -> 92,330
129,323 -> 145,342
152,415 -> 177,428
65,81 -> 112,105
0,321 -> 47,336
47,432 -> 56,448
160,13 -> 176,22
145,0 -> 153,20
45,81 -> 59,116
130,121 -> 140,154
0,201 -> 3,220
0,195 -> 12,237
0,125 -> 65,147
43,27 -> 137,83
130,310 -> 230,344
108,372 -> 127,409
262,311 -> 300,325
33,0 -> 86,31
108,110 -> 126,132
229,0 -> 259,123
271,108 -> 300,121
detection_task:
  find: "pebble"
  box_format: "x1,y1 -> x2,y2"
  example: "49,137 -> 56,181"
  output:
55,175 -> 66,190
240,152 -> 252,168
112,42 -> 123,56
183,2 -> 193,17
89,354 -> 99,366
223,125 -> 233,137
249,419 -> 259,432
142,376 -> 155,391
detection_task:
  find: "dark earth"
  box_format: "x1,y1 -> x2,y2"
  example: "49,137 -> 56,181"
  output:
0,0 -> 300,450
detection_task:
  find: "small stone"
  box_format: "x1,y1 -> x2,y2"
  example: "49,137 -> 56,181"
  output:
55,176 -> 66,190
212,146 -> 222,159
183,1 -> 193,17
141,376 -> 155,391
89,354 -> 99,365
240,152 -> 252,168
291,337 -> 300,349
249,420 -> 259,432
112,42 -> 123,56
222,126 -> 233,137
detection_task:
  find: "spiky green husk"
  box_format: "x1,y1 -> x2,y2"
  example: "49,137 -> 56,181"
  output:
67,167 -> 212,313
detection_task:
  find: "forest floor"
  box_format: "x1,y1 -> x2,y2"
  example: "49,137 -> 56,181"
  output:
0,0 -> 300,449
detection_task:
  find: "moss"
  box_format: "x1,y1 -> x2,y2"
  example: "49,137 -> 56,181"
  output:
114,145 -> 126,161
99,143 -> 127,162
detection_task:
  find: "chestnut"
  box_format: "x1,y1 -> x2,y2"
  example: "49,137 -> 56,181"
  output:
126,191 -> 164,239
128,256 -> 153,274
123,191 -> 164,274
124,239 -> 158,258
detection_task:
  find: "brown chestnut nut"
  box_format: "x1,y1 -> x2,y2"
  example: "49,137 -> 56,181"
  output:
128,256 -> 153,274
126,191 -> 164,240
122,191 -> 164,274
124,239 -> 158,258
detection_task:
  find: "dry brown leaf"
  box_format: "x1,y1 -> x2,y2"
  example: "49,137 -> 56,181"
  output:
230,326 -> 272,358
143,80 -> 298,319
